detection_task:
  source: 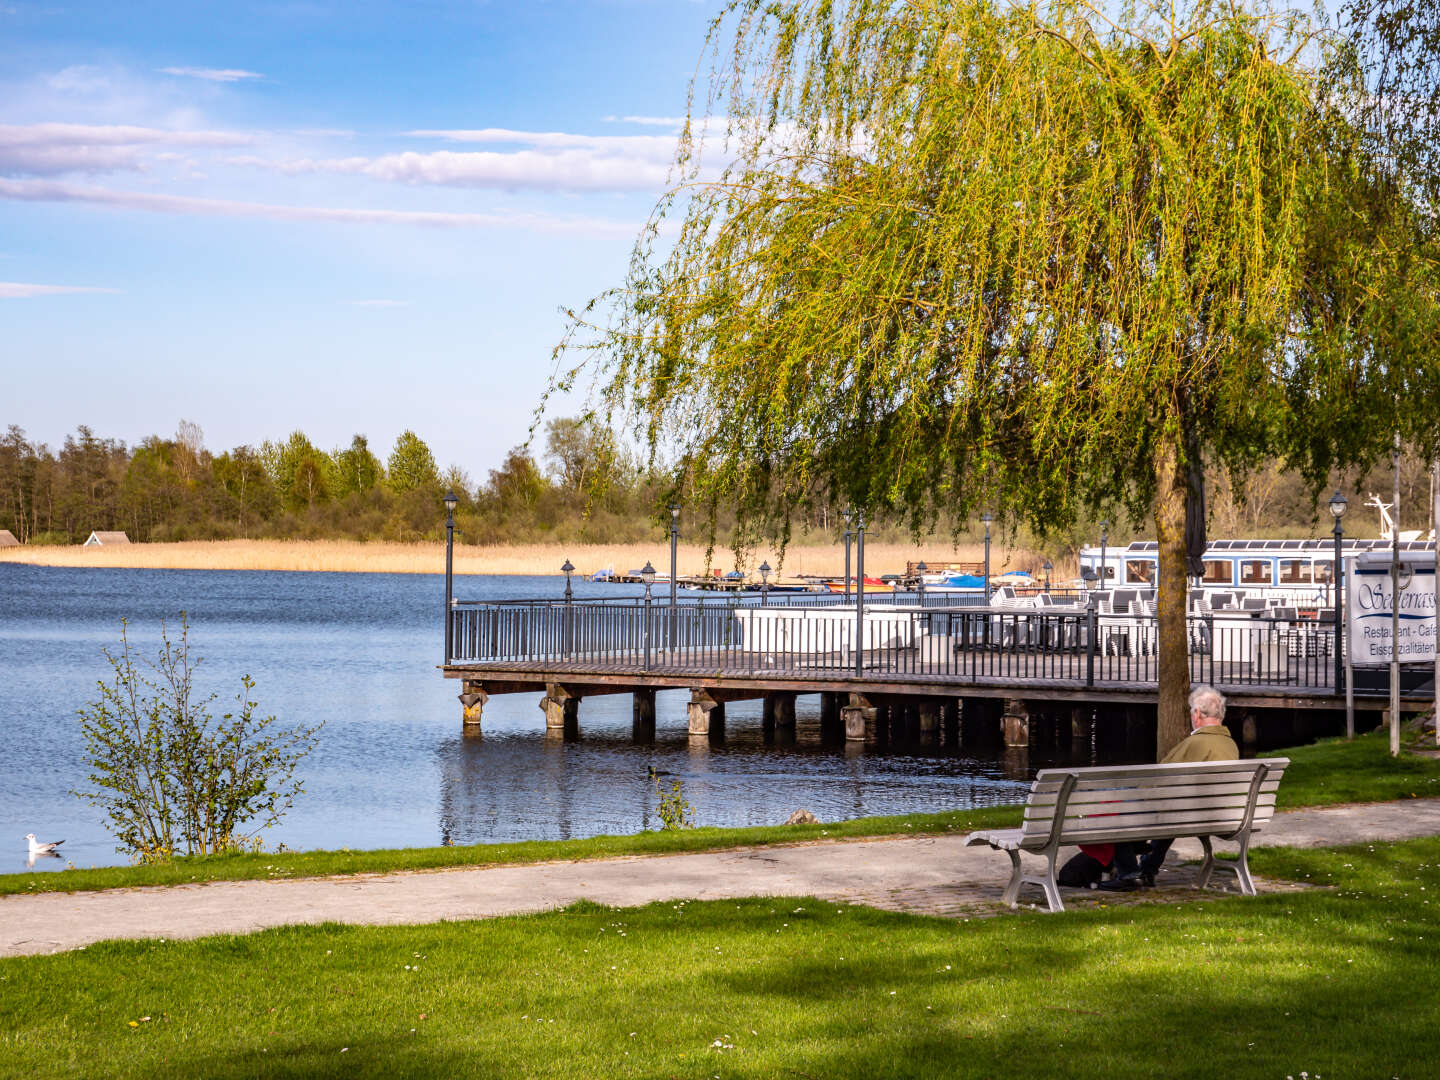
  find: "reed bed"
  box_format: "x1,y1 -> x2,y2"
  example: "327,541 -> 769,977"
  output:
0,538 -> 1074,579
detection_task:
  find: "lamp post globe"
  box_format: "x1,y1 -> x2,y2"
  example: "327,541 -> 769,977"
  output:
916,560 -> 927,604
759,560 -> 771,606
1042,560 -> 1053,593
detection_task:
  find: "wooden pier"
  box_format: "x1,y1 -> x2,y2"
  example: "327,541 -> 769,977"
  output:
442,596 -> 1430,751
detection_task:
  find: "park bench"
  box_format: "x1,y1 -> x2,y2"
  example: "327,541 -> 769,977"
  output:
964,757 -> 1289,912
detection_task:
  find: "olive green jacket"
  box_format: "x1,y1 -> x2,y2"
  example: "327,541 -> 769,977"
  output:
1161,726 -> 1239,763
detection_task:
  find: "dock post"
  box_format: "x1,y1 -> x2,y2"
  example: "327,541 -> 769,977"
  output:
541,683 -> 581,734
633,688 -> 657,726
687,689 -> 725,736
1002,698 -> 1030,748
460,682 -> 487,734
943,698 -> 961,745
820,692 -> 841,730
763,692 -> 797,728
918,700 -> 940,733
842,693 -> 875,742
1070,706 -> 1090,743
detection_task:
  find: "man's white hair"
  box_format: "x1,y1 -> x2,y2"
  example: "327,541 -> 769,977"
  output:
1189,683 -> 1226,721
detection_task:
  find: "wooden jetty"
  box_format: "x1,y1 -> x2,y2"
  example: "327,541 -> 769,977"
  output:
441,594 -> 1430,751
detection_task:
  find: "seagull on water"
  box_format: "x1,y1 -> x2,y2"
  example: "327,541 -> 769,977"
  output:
25,833 -> 64,857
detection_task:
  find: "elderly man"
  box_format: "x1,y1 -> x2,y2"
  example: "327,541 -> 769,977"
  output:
1102,683 -> 1239,889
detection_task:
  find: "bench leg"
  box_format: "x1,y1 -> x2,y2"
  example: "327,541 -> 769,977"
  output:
1195,835 -> 1216,890
1232,832 -> 1256,896
1038,847 -> 1064,913
1001,849 -> 1023,907
1195,834 -> 1257,896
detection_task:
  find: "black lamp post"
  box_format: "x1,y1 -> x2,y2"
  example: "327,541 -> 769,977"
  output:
639,560 -> 656,671
854,509 -> 867,676
669,505 -> 680,609
981,512 -> 993,608
1328,491 -> 1347,695
669,504 -> 680,659
916,560 -> 927,605
1099,519 -> 1109,592
842,508 -> 853,602
759,560 -> 771,606
1043,560 -> 1053,593
561,557 -> 575,658
443,490 -> 458,664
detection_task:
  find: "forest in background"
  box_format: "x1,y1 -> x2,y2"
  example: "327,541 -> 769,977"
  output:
1,419 -> 1431,552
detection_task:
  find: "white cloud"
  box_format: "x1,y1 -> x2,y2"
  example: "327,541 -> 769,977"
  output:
227,126 -> 688,193
407,128 -> 677,159
294,128 -> 354,137
159,67 -> 264,83
605,115 -> 689,128
0,123 -> 252,176
0,281 -> 123,298
45,65 -> 114,95
345,299 -> 410,307
0,177 -> 638,234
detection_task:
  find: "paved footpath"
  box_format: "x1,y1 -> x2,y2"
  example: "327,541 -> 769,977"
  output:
5,799 -> 1440,958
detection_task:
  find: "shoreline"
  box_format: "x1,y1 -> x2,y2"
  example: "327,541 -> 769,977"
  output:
0,538 -> 1055,577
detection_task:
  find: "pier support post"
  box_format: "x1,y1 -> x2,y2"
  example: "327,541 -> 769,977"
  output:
687,689 -> 726,736
820,692 -> 843,741
541,683 -> 581,733
633,688 -> 657,726
943,698 -> 961,746
763,692 -> 797,728
1070,707 -> 1090,742
1002,698 -> 1030,748
459,682 -> 487,734
918,700 -> 940,733
842,693 -> 875,742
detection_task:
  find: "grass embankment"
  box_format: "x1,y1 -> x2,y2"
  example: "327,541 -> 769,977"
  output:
0,537 -> 1065,579
0,808 -> 1020,897
5,731 -> 1438,899
1,837 -> 1436,1078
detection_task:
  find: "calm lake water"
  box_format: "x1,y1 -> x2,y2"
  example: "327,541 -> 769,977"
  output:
0,564 -> 1118,874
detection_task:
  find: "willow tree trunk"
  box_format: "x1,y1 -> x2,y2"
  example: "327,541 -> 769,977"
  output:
1154,424 -> 1192,756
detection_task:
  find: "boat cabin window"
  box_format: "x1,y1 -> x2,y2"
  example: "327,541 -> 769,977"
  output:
1125,559 -> 1156,584
1277,559 -> 1312,585
1239,559 -> 1273,585
1201,559 -> 1234,585
1314,560 -> 1334,584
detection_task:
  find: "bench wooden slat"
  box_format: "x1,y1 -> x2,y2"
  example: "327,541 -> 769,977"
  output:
1024,793 -> 1276,819
1029,766 -> 1284,793
1027,780 -> 1282,806
1020,806 -> 1275,837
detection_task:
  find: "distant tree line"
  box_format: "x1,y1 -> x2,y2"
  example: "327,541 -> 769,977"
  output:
0,417 -> 1424,548
0,418 -> 676,546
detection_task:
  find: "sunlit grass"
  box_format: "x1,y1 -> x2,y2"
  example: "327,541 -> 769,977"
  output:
1,838 -> 1436,1078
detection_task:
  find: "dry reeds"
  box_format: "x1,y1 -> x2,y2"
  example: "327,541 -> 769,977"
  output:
0,538 -> 1076,579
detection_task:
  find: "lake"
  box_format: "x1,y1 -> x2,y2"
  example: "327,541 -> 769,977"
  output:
0,564 -> 1112,874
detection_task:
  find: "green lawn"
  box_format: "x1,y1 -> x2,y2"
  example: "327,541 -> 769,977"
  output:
6,728 -> 1437,898
2,837 -> 1437,1078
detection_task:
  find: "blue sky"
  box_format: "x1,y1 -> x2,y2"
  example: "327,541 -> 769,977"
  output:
2,0 -> 721,477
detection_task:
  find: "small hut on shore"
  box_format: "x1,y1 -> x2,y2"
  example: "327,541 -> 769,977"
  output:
0,529 -> 18,548
83,531 -> 130,547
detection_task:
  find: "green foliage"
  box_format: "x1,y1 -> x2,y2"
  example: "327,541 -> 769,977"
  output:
261,431 -> 333,511
74,617 -> 322,862
564,0 -> 1435,532
387,429 -> 441,494
329,434 -> 385,497
655,776 -> 696,830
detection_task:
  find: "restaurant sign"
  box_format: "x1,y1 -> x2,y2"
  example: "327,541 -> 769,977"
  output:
1348,551 -> 1437,666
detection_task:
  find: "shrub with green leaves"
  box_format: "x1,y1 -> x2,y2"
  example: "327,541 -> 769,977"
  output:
75,616 -> 322,862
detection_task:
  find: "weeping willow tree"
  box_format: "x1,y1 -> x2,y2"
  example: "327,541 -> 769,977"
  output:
555,0 -> 1438,752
